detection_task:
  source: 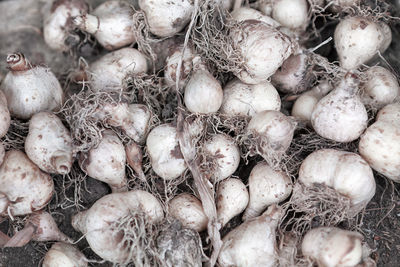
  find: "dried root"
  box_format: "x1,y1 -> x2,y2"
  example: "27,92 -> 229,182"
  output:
1,119 -> 29,151
280,182 -> 357,236
110,210 -> 162,267
191,1 -> 245,76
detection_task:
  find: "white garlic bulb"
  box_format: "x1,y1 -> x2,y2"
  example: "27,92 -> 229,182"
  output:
168,193 -> 208,232
139,0 -> 194,37
220,79 -> 281,117
89,48 -> 148,91
0,91 -> 10,138
0,150 -> 54,216
25,112 -> 73,175
73,0 -> 136,50
203,134 -> 240,182
43,242 -> 88,267
146,124 -> 187,180
79,130 -> 127,192
0,53 -> 64,119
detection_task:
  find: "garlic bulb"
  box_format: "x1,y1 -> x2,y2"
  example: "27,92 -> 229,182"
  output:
0,91 -> 10,138
246,110 -> 296,162
156,219 -> 202,267
302,227 -> 364,267
243,162 -> 292,220
361,66 -> 400,108
168,193 -> 208,232
25,112 -> 73,175
73,0 -> 135,50
0,150 -> 54,216
5,211 -> 72,247
271,52 -> 314,94
139,0 -> 194,37
0,53 -> 64,119
0,142 -> 4,166
43,242 -> 88,267
79,130 -> 127,192
230,20 -> 293,84
311,74 -> 368,142
203,134 -> 240,182
89,48 -> 148,91
334,17 -> 392,70
94,102 -> 151,143
43,0 -> 88,51
184,68 -> 223,114
218,205 -> 283,267
220,79 -> 281,117
359,103 -> 400,182
72,190 -> 164,264
164,45 -> 195,89
291,81 -> 332,123
299,149 -> 376,215
270,0 -> 309,31
146,124 -> 187,180
125,142 -> 146,182
231,7 -> 280,27
217,178 -> 249,228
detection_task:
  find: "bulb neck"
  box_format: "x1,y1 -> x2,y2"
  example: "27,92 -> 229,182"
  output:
7,53 -> 31,72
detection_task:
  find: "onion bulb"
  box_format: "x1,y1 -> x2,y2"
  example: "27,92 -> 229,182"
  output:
302,227 -> 365,267
220,78 -> 281,117
168,193 -> 208,232
299,149 -> 376,215
334,17 -> 392,70
359,103 -> 400,182
43,242 -> 88,267
216,178 -> 249,228
243,162 -> 292,220
0,150 -> 54,217
361,66 -> 400,108
79,130 -> 127,192
88,48 -> 148,91
43,0 -> 88,51
72,190 -> 164,263
146,124 -> 186,180
218,205 -> 283,267
73,0 -> 135,50
203,134 -> 240,182
311,74 -> 367,142
0,53 -> 64,119
0,91 -> 10,138
139,0 -> 194,38
230,20 -> 293,84
25,112 -> 73,175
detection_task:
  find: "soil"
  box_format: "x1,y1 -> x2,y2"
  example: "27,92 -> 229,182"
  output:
1,0 -> 400,267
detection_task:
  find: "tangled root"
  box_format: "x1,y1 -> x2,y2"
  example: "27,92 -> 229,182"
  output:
191,1 -> 245,76
111,210 -> 162,267
1,119 -> 29,151
60,89 -> 123,153
280,182 -> 357,236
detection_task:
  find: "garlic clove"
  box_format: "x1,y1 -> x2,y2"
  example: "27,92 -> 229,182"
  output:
125,142 -> 146,182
